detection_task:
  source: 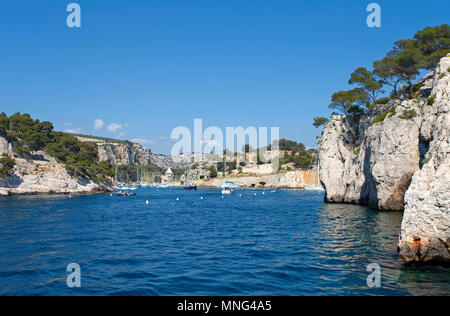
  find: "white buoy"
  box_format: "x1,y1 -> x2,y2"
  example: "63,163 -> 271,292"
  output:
146,200 -> 149,205
254,193 -> 257,196
262,192 -> 265,195
200,197 -> 204,200
221,196 -> 224,199
110,194 -> 113,197
176,197 -> 179,201
69,196 -> 72,198
239,194 -> 242,197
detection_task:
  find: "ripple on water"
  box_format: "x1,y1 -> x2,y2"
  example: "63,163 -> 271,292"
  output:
0,189 -> 449,296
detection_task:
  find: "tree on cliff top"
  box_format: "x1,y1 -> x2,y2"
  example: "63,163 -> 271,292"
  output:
0,112 -> 9,138
329,88 -> 367,115
388,39 -> 423,99
373,57 -> 402,96
313,117 -> 329,128
348,67 -> 383,106
414,24 -> 450,70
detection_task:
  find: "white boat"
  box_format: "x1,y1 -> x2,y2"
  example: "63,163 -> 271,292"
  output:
221,187 -> 232,195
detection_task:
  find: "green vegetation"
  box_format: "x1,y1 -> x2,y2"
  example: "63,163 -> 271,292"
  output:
400,109 -> 417,120
1,113 -> 53,155
353,144 -> 361,156
348,67 -> 384,105
439,73 -> 447,79
422,157 -> 431,165
313,117 -> 329,128
376,97 -> 391,104
320,25 -> 449,122
371,106 -> 397,125
329,88 -> 367,115
414,24 -> 450,69
427,94 -> 436,105
0,112 -> 116,182
278,139 -> 317,170
208,166 -> 218,178
0,155 -> 15,178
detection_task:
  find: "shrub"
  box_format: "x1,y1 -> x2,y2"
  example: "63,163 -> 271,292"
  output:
427,94 -> 436,105
400,109 -> 417,120
439,73 -> 446,79
422,157 -> 431,165
376,97 -> 391,104
208,166 -> 218,178
353,144 -> 361,156
0,155 -> 15,178
371,106 -> 396,125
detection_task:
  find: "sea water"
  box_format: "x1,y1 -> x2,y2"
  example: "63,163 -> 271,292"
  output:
0,188 -> 449,295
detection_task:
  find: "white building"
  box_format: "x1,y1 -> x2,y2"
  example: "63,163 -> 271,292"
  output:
165,168 -> 174,182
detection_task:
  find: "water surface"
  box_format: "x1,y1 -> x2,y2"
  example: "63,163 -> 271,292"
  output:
0,188 -> 449,295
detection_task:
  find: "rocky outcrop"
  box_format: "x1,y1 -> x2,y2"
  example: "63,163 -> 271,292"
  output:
319,55 -> 450,263
0,136 -> 12,156
398,56 -> 450,263
319,101 -> 422,210
0,151 -> 111,196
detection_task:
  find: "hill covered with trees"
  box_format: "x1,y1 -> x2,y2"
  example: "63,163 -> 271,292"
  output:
0,112 -> 114,182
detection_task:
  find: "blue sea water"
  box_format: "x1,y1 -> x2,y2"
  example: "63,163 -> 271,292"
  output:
0,188 -> 449,296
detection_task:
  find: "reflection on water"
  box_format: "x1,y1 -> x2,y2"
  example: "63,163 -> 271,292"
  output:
0,189 -> 449,296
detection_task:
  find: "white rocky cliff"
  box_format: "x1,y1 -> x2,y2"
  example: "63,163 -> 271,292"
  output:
0,149 -> 109,196
398,56 -> 450,263
319,55 -> 450,263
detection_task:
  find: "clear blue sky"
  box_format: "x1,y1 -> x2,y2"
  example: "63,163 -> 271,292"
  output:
0,0 -> 448,154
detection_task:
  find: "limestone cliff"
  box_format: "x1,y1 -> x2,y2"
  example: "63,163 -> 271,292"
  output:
0,150 -> 110,196
398,57 -> 450,263
77,136 -> 194,170
319,55 -> 450,262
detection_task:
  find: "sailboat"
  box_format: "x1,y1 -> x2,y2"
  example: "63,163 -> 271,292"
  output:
220,156 -> 238,195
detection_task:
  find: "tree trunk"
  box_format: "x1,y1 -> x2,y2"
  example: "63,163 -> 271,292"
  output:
408,78 -> 413,99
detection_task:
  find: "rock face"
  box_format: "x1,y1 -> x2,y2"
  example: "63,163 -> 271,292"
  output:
0,136 -> 12,156
77,136 -> 195,170
0,151 -> 110,196
319,102 -> 422,211
398,56 -> 450,263
319,55 -> 450,263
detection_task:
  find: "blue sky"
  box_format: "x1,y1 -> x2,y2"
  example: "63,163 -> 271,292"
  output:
0,0 -> 448,154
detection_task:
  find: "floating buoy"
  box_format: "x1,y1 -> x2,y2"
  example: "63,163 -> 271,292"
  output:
239,194 -> 242,197
110,194 -> 113,197
200,197 -> 204,200
176,197 -> 179,201
69,196 -> 72,198
254,193 -> 257,196
146,200 -> 149,205
262,192 -> 265,195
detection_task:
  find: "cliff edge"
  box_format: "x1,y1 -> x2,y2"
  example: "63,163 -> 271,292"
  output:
398,56 -> 450,263
319,55 -> 450,263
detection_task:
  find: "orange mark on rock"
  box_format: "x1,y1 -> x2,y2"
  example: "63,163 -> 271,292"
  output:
412,237 -> 421,249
